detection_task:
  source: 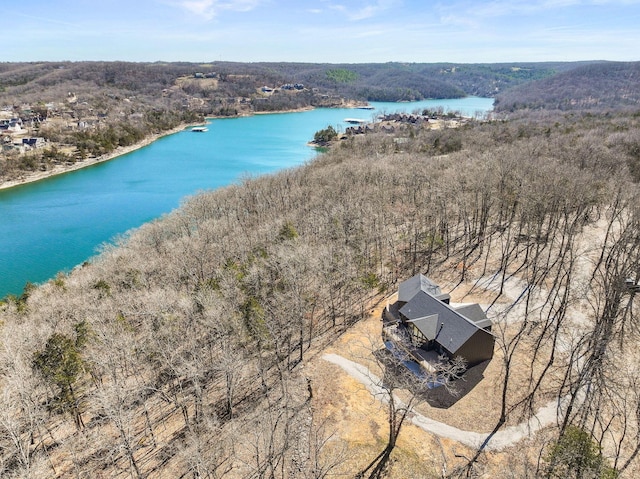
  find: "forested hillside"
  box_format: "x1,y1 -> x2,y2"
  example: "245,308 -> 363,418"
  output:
2,97 -> 640,477
216,61 -> 586,100
1,60 -> 601,185
494,61 -> 640,112
0,60 -> 580,108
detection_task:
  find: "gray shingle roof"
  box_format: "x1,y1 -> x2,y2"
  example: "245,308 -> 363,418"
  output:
398,273 -> 451,303
453,303 -> 492,330
399,290 -> 490,355
405,314 -> 439,340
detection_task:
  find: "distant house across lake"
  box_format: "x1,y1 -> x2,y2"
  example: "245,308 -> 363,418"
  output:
22,137 -> 46,149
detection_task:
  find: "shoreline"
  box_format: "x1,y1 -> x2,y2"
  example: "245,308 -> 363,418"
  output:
252,106 -> 315,116
0,123 -> 192,191
0,102 -> 371,191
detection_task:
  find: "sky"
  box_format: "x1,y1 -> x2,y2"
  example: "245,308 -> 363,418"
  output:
4,0 -> 640,64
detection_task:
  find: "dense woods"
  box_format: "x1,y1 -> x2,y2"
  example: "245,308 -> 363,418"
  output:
223,61 -> 581,99
3,61 -> 640,477
0,60 -> 578,106
494,62 -> 640,112
0,60 -> 617,183
2,93 -> 640,476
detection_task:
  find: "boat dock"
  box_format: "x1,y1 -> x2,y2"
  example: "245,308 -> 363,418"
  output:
343,118 -> 368,125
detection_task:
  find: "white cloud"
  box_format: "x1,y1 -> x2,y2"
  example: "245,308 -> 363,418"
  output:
327,0 -> 399,21
171,0 -> 262,20
10,10 -> 81,28
328,4 -> 347,14
434,0 -> 640,32
442,0 -> 640,20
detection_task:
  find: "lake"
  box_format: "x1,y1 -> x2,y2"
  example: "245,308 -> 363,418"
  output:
0,97 -> 493,298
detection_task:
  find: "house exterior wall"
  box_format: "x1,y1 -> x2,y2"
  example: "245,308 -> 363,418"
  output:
409,323 -> 424,347
450,329 -> 494,366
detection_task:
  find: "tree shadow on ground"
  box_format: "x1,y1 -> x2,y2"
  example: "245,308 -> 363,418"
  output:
423,360 -> 490,409
374,347 -> 490,409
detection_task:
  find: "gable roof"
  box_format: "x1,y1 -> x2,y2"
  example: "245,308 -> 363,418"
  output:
453,303 -> 492,330
405,314 -> 439,340
399,290 -> 491,355
398,273 -> 450,303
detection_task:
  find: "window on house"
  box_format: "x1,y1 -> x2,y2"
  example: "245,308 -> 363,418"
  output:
409,324 -> 426,347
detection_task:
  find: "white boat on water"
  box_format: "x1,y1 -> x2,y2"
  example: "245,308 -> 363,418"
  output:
191,126 -> 208,132
344,118 -> 368,125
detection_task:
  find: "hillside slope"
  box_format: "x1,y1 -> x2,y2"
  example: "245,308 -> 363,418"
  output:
2,107 -> 640,477
1,60 -> 597,185
494,61 -> 640,112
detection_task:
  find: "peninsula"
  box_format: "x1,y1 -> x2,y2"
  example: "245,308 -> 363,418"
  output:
2,60 -> 640,479
1,61 -> 582,188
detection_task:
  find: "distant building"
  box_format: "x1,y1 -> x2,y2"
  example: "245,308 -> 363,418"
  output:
7,119 -> 23,132
5,140 -> 26,154
22,137 -> 46,148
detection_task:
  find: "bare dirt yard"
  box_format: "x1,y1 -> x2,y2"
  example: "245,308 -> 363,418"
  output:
303,218 -> 627,477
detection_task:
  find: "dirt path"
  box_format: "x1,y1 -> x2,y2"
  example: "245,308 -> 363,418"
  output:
322,221 -> 610,452
323,352 -> 569,451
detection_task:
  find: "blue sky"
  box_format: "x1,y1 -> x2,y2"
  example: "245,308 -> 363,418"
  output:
5,0 -> 640,63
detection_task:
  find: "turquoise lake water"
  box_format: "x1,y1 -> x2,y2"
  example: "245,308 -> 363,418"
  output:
0,97 -> 493,298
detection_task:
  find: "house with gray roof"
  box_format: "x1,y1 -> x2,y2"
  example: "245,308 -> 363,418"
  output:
386,274 -> 494,368
398,273 -> 451,304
